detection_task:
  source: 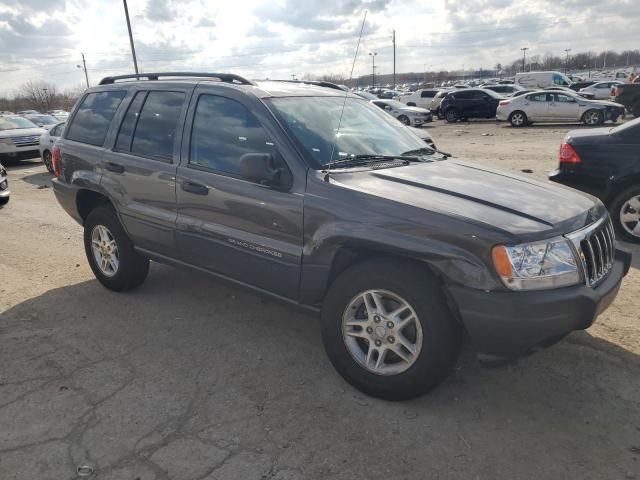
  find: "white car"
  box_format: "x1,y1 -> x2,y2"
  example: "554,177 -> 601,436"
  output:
48,110 -> 70,121
579,81 -> 623,100
21,113 -> 60,130
515,71 -> 573,89
398,89 -> 442,109
496,90 -> 626,127
371,99 -> 433,126
39,121 -> 65,173
0,116 -> 46,163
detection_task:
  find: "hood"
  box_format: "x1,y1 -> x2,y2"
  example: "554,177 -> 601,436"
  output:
589,99 -> 624,108
330,160 -> 603,238
0,127 -> 46,138
400,106 -> 430,114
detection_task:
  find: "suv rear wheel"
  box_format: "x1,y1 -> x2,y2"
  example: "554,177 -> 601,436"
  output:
610,186 -> 640,243
321,258 -> 460,400
84,205 -> 150,291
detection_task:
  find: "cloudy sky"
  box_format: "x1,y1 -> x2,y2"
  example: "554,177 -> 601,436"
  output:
0,0 -> 638,93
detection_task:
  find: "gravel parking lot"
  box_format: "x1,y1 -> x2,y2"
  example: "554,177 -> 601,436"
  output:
1,119 -> 639,480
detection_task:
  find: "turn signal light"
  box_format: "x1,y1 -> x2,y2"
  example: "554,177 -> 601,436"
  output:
51,145 -> 61,177
559,143 -> 581,164
491,245 -> 513,278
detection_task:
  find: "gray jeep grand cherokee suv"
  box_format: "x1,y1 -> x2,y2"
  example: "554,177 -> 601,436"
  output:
52,72 -> 631,400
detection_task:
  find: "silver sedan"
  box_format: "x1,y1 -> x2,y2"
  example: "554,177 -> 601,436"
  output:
496,90 -> 626,127
370,99 -> 433,126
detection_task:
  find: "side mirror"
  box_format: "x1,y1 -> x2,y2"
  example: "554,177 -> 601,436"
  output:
239,153 -> 289,189
384,105 -> 392,111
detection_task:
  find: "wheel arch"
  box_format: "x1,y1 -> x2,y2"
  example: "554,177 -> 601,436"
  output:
76,189 -> 114,224
605,174 -> 640,205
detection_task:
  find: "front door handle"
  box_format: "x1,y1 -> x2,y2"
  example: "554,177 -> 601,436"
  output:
181,181 -> 208,195
105,162 -> 125,173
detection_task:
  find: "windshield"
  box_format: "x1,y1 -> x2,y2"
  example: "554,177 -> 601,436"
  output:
481,89 -> 505,99
26,114 -> 59,125
611,117 -> 640,134
267,96 -> 427,169
0,116 -> 38,130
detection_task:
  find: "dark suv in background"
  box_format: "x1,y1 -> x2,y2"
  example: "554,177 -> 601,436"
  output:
440,88 -> 504,122
52,72 -> 630,400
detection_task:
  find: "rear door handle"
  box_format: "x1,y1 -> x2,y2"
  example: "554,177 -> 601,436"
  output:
181,181 -> 208,195
105,162 -> 125,173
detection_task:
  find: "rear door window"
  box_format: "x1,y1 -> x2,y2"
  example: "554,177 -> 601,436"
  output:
115,91 -> 185,161
66,91 -> 126,146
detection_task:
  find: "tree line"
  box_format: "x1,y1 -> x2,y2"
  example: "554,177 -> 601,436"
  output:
0,81 -> 84,114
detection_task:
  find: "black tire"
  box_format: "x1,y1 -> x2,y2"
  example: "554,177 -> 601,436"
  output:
84,205 -> 149,291
582,109 -> 604,126
508,110 -> 528,127
0,196 -> 9,206
321,258 -> 460,400
631,102 -> 640,118
42,150 -> 54,174
445,109 -> 459,123
609,185 -> 640,243
436,109 -> 444,120
398,115 -> 411,126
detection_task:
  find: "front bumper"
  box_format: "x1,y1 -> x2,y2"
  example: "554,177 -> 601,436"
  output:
0,149 -> 40,161
410,116 -> 432,126
447,249 -> 631,363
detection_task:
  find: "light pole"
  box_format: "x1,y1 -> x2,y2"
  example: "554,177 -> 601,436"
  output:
392,30 -> 396,88
369,52 -> 377,87
564,48 -> 571,74
520,47 -> 529,73
76,53 -> 90,88
42,88 -> 49,112
122,0 -> 139,75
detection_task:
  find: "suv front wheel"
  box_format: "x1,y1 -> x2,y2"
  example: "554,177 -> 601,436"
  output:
321,258 -> 460,400
84,205 -> 150,291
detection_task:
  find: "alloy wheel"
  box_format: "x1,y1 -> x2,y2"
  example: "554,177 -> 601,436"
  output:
584,111 -> 602,125
342,289 -> 423,376
511,112 -> 525,126
91,225 -> 120,277
620,195 -> 640,238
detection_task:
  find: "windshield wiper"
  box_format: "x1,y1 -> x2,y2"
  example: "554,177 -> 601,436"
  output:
401,147 -> 451,158
321,154 -> 419,170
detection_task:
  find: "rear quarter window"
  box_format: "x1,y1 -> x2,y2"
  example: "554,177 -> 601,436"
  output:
66,91 -> 126,146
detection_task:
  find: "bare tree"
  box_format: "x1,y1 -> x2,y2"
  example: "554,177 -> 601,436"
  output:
20,81 -> 58,112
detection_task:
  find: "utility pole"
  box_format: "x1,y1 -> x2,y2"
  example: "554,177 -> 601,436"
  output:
520,47 -> 529,73
392,29 -> 396,89
122,0 -> 139,75
369,52 -> 377,87
564,48 -> 571,74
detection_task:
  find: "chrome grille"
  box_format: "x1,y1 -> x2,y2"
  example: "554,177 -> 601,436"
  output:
567,216 -> 616,287
11,135 -> 40,146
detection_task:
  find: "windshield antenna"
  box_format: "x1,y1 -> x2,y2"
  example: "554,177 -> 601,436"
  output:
324,10 -> 368,182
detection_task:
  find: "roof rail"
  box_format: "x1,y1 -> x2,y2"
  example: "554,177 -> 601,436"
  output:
98,72 -> 255,86
268,79 -> 348,92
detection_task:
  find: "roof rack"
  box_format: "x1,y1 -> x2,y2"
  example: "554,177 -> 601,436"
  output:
98,72 -> 255,86
268,79 -> 348,92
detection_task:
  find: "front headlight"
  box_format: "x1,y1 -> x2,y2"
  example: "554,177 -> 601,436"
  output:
491,237 -> 580,290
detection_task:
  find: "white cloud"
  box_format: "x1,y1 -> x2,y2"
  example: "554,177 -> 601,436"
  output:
0,0 -> 638,93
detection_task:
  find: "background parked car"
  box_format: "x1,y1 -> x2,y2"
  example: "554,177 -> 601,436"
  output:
17,110 -> 40,115
510,89 -> 536,98
614,83 -> 640,117
0,115 -> 45,164
371,99 -> 432,126
398,89 -> 441,109
428,90 -> 451,118
549,118 -> 640,242
496,91 -> 626,127
579,81 -> 623,100
39,122 -> 65,173
545,86 -> 596,100
439,88 -> 504,123
47,110 -> 70,121
0,161 -> 9,206
21,113 -> 60,130
482,84 -> 525,95
569,81 -> 596,91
